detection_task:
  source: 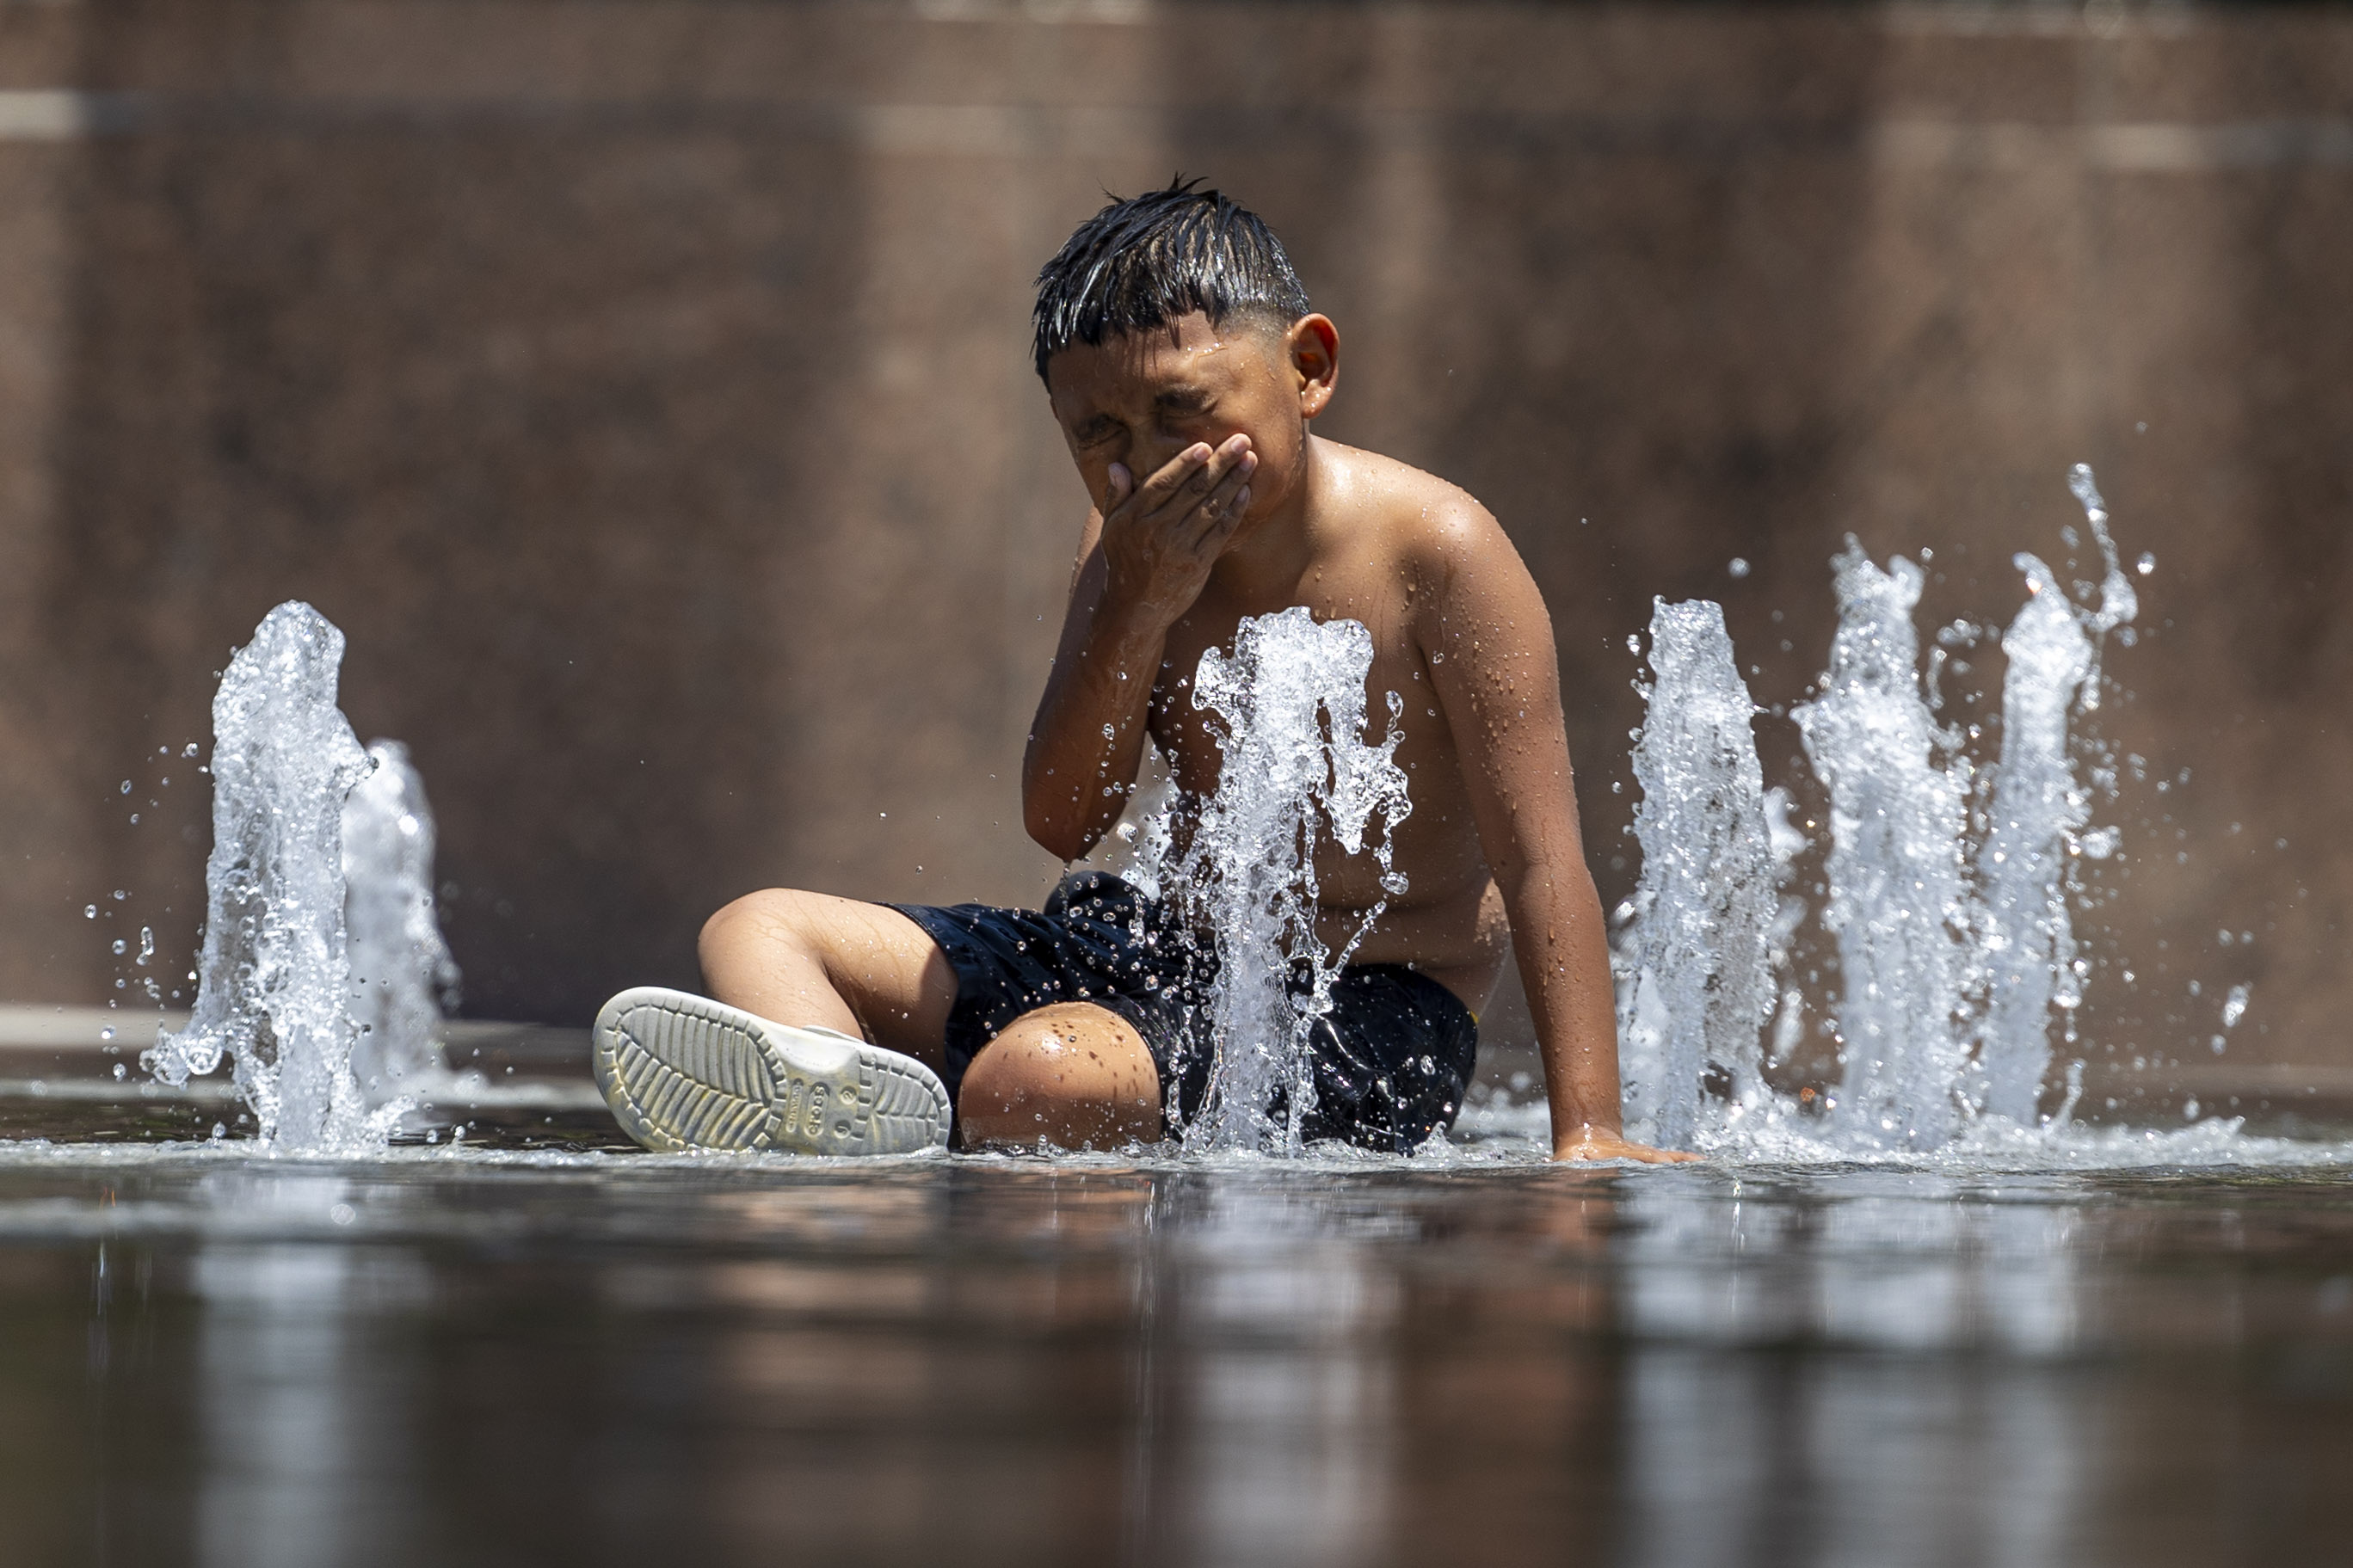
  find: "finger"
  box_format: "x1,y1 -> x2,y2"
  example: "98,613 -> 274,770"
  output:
1171,446 -> 1255,533
1145,435 -> 1253,520
1186,449 -> 1256,532
1180,434 -> 1253,501
1186,484 -> 1251,550
1133,443 -> 1214,512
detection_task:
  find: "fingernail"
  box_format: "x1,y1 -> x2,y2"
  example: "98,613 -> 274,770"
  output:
1240,452 -> 1257,472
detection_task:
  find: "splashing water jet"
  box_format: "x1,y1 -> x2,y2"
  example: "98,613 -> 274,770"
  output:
1161,607 -> 1412,1153
343,741 -> 460,1106
1620,466 -> 2143,1157
1970,468 -> 2136,1123
1614,600 -> 1777,1150
1795,548 -> 1974,1149
146,602 -> 448,1155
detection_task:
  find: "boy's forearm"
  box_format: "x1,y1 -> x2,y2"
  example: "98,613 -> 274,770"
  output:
1499,858 -> 1625,1147
1022,593 -> 1171,861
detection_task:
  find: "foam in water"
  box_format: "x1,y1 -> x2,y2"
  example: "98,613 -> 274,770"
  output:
1162,607 -> 1412,1153
1795,547 -> 1974,1149
1614,600 -> 1778,1149
343,741 -> 460,1107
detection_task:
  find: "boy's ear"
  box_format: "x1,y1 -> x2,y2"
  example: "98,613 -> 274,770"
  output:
1286,314 -> 1340,420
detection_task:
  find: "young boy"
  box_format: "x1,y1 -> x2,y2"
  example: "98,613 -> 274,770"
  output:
592,181 -> 1689,1165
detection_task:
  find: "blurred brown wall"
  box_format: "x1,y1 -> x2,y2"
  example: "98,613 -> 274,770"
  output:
0,1 -> 2346,1087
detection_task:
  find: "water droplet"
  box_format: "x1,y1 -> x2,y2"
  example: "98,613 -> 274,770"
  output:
83,906 -> 96,919
119,780 -> 132,794
1728,557 -> 1750,579
2135,551 -> 2155,575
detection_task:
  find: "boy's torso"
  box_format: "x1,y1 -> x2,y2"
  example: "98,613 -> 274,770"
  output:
1143,437 -> 1512,1012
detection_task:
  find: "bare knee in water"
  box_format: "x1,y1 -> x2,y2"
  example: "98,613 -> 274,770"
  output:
957,1002 -> 1162,1152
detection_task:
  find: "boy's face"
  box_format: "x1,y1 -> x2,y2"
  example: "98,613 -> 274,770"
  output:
1044,310 -> 1336,529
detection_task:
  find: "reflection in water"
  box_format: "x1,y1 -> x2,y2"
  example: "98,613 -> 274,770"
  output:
1161,1184 -> 1397,1566
1616,1176 -> 2097,1568
187,1172 -> 428,1568
195,1242 -> 358,1568
2,1154 -> 2348,1565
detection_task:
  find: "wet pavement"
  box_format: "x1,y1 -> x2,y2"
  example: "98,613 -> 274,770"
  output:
3,1101 -> 2350,1568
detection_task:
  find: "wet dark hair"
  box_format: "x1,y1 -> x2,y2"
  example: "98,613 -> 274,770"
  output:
1032,177 -> 1312,384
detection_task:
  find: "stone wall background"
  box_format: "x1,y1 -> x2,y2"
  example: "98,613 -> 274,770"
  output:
0,1 -> 2346,1101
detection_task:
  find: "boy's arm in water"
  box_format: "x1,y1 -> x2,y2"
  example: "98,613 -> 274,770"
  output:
1414,503 -> 1697,1165
1023,437 -> 1256,862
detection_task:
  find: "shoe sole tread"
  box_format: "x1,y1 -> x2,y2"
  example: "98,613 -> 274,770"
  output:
593,987 -> 950,1155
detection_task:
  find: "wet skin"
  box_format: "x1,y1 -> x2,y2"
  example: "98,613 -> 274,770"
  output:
699,311 -> 1689,1163
1018,311 -> 1686,1165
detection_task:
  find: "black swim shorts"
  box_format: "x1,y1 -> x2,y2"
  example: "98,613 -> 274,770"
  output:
889,871 -> 1480,1153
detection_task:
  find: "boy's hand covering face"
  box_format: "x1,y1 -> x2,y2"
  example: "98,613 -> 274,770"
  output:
1046,311 -> 1335,630
1099,435 -> 1257,627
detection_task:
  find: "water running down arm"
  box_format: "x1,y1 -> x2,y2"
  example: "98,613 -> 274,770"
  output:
1024,437 -> 1256,863
1417,508 -> 1697,1165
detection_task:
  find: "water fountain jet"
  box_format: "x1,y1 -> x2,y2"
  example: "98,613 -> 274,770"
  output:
343,740 -> 460,1107
1614,600 -> 1777,1150
1159,607 -> 1413,1153
146,602 -> 454,1155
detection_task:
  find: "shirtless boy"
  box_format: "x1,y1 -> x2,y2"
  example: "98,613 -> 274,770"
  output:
592,181 -> 1689,1165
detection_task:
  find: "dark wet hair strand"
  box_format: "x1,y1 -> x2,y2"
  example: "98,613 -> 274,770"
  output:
1032,177 -> 1311,383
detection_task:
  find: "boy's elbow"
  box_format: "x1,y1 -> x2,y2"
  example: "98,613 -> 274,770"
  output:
1022,796 -> 1094,864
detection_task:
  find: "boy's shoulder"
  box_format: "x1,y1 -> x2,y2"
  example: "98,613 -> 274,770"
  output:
1315,438 -> 1511,580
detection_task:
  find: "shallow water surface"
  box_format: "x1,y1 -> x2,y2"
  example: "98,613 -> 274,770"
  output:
3,1123 -> 2350,1568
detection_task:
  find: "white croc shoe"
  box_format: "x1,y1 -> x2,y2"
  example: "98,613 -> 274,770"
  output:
593,987 -> 952,1156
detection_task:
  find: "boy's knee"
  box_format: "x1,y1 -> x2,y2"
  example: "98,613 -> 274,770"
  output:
699,888 -> 816,964
958,1003 -> 1161,1150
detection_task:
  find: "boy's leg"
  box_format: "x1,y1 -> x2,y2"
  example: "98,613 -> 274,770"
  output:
700,889 -> 1164,1150
699,889 -> 958,1070
958,1002 -> 1164,1151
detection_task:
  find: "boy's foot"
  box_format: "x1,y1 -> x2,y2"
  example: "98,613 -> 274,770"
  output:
593,987 -> 952,1155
